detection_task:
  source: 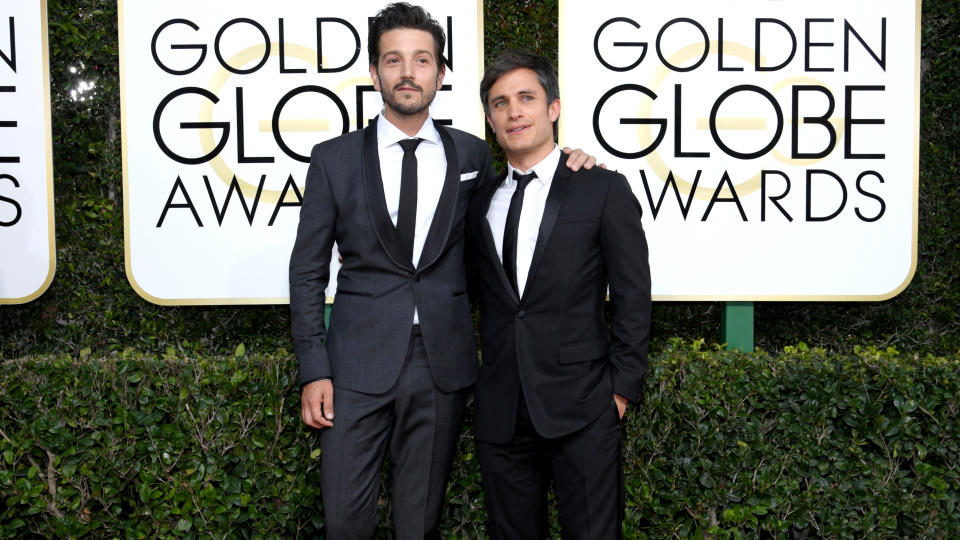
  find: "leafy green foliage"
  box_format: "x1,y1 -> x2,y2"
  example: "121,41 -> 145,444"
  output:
624,340 -> 960,538
1,344 -> 957,537
0,351 -> 324,537
483,0 -> 559,172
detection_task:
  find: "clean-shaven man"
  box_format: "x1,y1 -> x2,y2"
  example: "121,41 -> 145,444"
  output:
467,50 -> 652,539
289,5 -> 594,537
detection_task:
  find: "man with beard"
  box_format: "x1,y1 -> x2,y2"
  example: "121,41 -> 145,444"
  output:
289,4 -> 594,538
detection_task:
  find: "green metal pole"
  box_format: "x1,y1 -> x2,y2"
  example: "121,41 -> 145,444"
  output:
722,301 -> 754,352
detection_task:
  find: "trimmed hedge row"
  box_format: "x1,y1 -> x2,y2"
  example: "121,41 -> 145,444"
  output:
2,342 -> 957,538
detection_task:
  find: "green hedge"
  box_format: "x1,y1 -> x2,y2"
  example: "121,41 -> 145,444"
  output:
2,343 -> 957,538
1,0 -> 960,358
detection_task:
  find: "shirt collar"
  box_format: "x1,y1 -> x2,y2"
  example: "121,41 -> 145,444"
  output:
377,110 -> 441,150
506,145 -> 561,188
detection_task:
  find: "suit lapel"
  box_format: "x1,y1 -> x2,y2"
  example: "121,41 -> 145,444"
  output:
417,121 -> 460,271
361,116 -> 413,271
478,172 -> 521,305
522,155 -> 571,298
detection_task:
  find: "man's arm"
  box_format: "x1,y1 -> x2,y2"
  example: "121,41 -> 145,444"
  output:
289,144 -> 337,428
599,173 -> 652,411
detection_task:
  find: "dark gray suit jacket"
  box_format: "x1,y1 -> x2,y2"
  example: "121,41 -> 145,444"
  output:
467,156 -> 651,443
290,117 -> 494,394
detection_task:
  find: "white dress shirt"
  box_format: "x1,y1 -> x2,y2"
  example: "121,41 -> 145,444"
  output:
486,145 -> 561,297
377,112 -> 447,322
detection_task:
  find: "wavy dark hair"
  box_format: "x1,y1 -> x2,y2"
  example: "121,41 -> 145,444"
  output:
368,2 -> 446,67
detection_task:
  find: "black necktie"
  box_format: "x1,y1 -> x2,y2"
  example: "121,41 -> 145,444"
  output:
397,138 -> 423,265
502,170 -> 537,296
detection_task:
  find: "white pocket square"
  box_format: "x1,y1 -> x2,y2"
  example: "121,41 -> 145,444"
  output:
460,171 -> 478,181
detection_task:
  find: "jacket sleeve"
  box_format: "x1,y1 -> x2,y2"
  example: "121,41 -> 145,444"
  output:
600,173 -> 651,403
466,143 -> 496,307
289,144 -> 336,386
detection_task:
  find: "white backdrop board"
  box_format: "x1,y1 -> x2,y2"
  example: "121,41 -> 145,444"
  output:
120,1 -> 484,304
560,0 -> 920,300
0,1 -> 55,304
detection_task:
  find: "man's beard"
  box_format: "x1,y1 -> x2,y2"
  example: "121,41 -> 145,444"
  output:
381,78 -> 437,116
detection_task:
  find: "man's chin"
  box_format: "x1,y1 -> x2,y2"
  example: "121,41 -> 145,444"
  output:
391,102 -> 430,116
383,90 -> 436,116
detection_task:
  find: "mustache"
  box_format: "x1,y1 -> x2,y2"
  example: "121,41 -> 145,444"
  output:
393,79 -> 423,92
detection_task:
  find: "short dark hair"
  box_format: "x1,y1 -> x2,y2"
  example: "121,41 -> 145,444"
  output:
480,50 -> 560,137
368,3 -> 446,67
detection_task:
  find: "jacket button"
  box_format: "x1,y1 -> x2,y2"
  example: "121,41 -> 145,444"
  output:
415,275 -> 422,283
517,310 -> 526,318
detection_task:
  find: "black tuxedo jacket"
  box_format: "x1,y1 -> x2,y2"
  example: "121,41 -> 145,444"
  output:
290,117 -> 494,394
467,156 -> 651,443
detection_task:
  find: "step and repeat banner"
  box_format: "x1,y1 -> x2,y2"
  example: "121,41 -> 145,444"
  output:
560,0 -> 920,300
0,1 -> 55,305
120,0 -> 484,304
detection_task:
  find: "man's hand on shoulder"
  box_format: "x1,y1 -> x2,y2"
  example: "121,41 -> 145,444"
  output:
302,379 -> 335,429
561,146 -> 608,171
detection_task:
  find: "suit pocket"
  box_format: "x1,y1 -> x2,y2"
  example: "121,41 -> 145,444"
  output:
557,338 -> 609,365
335,288 -> 373,298
458,178 -> 478,194
611,397 -> 622,424
555,217 -> 593,225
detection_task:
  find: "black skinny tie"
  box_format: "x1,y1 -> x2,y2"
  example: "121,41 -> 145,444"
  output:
502,170 -> 537,296
397,138 -> 423,265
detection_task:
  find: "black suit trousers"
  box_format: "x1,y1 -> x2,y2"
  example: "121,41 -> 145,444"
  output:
477,392 -> 625,540
319,327 -> 467,539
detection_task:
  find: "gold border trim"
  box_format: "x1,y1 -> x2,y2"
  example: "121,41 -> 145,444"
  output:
1,0 -> 57,305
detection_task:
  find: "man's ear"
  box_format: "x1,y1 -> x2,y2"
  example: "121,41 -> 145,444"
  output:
435,64 -> 446,89
548,99 -> 561,123
369,64 -> 381,91
485,115 -> 494,131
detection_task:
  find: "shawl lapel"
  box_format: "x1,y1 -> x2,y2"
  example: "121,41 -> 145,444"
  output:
361,116 -> 413,272
416,120 -> 460,272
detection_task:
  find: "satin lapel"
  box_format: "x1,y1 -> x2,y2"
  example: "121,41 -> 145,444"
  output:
417,121 -> 459,271
361,116 -> 413,271
479,172 -> 520,304
522,155 -> 571,298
